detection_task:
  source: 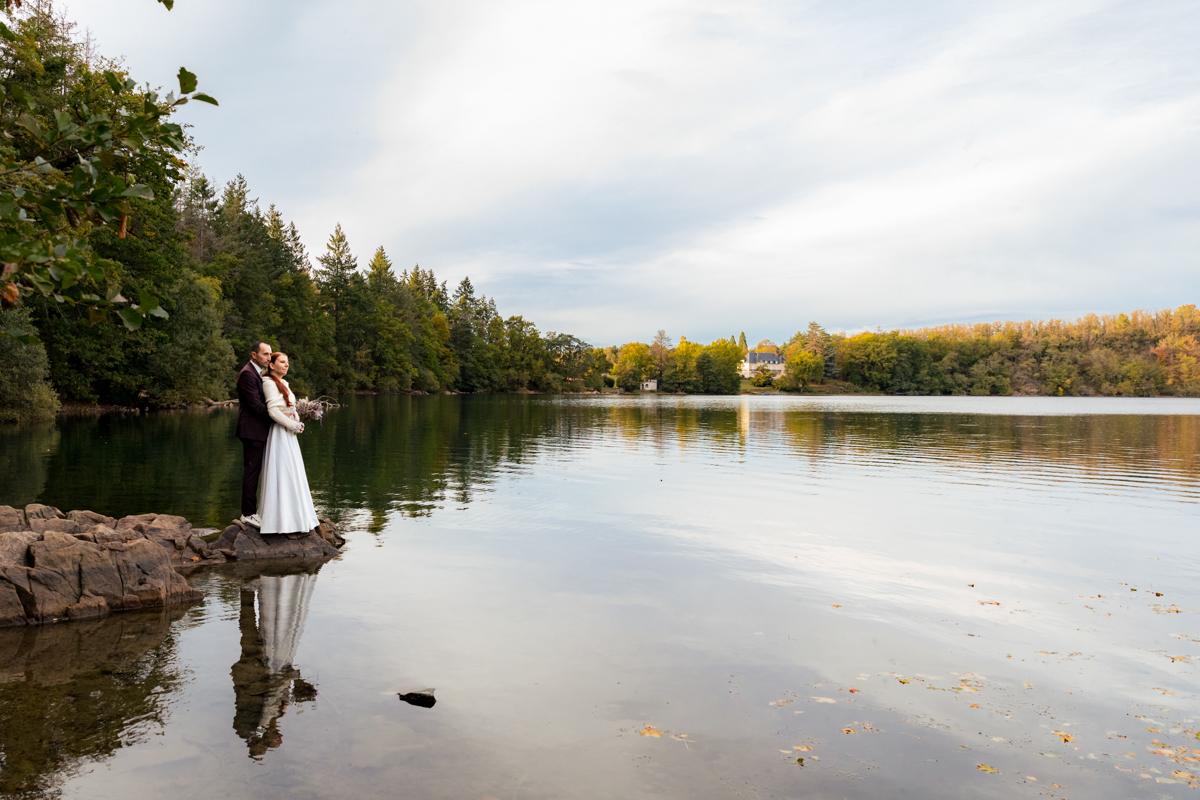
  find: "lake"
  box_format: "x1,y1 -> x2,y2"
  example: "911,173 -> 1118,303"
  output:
1,395 -> 1198,799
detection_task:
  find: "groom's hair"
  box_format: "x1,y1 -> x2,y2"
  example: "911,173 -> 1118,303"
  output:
249,339 -> 269,355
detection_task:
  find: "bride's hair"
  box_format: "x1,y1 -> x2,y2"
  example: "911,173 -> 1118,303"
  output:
267,352 -> 293,406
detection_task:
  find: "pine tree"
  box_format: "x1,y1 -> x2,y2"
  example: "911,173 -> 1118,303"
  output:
316,224 -> 358,369
367,246 -> 395,294
738,331 -> 748,354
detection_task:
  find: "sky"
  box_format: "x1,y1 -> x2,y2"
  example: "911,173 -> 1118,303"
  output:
63,0 -> 1200,346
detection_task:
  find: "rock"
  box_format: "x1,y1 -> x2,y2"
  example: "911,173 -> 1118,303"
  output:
82,525 -> 128,546
0,507 -> 343,627
28,518 -> 80,535
0,580 -> 25,627
24,504 -> 64,521
0,506 -> 27,533
67,509 -> 117,528
114,513 -> 158,535
397,688 -> 436,708
315,519 -> 345,547
0,532 -> 37,568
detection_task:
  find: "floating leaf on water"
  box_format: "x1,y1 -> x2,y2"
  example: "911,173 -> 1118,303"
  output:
1026,776 -> 1037,781
898,678 -> 910,684
831,604 -> 842,608
795,757 -> 805,766
794,746 -> 812,751
977,764 -> 1000,774
848,688 -> 860,693
1022,682 -> 1033,687
842,728 -> 856,734
1147,727 -> 1163,733
980,601 -> 1000,606
1053,730 -> 1075,743
639,726 -> 665,737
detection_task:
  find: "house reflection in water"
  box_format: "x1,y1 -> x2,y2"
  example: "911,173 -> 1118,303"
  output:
231,569 -> 320,759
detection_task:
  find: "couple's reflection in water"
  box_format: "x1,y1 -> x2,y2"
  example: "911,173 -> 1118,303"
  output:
230,563 -> 321,760
0,560 -> 327,797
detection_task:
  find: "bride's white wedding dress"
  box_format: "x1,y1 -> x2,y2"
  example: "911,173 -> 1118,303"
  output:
259,377 -> 320,534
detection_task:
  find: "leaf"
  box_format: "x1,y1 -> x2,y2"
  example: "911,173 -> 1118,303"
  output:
177,67 -> 198,95
848,688 -> 860,693
638,726 -> 664,737
17,114 -> 45,140
970,703 -> 980,708
122,184 -> 155,200
1053,730 -> 1075,742
0,20 -> 16,41
976,764 -> 1000,774
794,746 -> 812,751
118,307 -> 143,330
841,728 -> 856,734
103,70 -> 124,93
192,92 -> 219,106
811,697 -> 836,704
831,604 -> 841,608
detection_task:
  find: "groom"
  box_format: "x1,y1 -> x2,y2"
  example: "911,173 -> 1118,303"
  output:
236,340 -> 274,528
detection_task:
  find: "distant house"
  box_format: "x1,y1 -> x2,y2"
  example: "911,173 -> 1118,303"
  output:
739,351 -> 785,379
640,378 -> 659,391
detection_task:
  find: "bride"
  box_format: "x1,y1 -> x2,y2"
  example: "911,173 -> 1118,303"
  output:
258,352 -> 320,534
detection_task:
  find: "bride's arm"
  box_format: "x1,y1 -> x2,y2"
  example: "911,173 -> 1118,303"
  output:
263,380 -> 302,432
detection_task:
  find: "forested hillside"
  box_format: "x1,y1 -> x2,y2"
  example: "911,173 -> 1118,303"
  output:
0,3 -> 606,421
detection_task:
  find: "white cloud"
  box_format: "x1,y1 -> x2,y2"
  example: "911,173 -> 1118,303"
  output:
63,0 -> 1200,344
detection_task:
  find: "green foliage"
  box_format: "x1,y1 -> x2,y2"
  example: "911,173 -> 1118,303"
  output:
0,307 -> 59,421
778,350 -> 823,391
614,342 -> 652,391
750,367 -> 775,387
0,2 -> 216,337
821,306 -> 1200,396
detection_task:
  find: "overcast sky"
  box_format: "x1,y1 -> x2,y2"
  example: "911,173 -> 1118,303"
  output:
65,0 -> 1199,346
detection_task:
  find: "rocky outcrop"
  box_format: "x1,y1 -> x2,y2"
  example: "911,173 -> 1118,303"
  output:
0,504 -> 345,627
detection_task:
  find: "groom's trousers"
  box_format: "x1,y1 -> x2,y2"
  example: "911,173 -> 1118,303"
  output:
240,438 -> 266,516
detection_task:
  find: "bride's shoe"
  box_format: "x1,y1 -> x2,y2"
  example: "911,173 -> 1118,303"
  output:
240,514 -> 262,528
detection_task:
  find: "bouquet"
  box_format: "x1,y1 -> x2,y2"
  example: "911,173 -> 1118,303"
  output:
295,396 -> 339,424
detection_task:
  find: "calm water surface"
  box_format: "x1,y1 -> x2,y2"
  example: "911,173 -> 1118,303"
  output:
1,395 -> 1199,799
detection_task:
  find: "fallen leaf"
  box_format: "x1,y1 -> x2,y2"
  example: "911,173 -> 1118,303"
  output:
979,601 -> 1000,606
842,728 -> 856,734
898,678 -> 910,684
1051,783 -> 1062,789
811,697 -> 836,704
794,746 -> 812,751
831,604 -> 842,608
1053,730 -> 1075,743
638,726 -> 664,737
1022,682 -> 1033,687
1148,727 -> 1163,733
848,688 -> 860,693
1026,775 -> 1037,781
977,764 -> 1000,774
970,703 -> 980,708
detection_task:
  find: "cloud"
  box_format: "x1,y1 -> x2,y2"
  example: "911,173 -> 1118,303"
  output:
65,0 -> 1200,344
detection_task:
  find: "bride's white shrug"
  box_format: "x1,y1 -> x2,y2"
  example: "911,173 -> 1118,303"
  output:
263,378 -> 302,432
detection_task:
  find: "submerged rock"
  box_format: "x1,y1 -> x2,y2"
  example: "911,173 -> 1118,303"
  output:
397,688 -> 436,708
0,505 -> 345,627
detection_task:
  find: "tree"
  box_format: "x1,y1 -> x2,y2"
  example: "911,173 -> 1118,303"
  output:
650,329 -> 673,377
697,339 -> 741,393
778,350 -> 823,391
614,342 -> 652,391
315,223 -> 357,378
0,1 -> 217,340
738,332 -> 748,354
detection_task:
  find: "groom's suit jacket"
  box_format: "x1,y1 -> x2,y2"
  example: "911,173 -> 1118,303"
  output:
235,362 -> 271,441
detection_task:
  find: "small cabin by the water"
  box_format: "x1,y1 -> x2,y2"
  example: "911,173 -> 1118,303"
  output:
640,378 -> 658,391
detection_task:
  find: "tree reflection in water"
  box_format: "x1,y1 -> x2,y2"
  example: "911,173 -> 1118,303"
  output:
0,607 -> 188,798
230,564 -> 321,760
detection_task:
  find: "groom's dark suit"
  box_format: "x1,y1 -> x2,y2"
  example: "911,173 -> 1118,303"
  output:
236,361 -> 272,516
